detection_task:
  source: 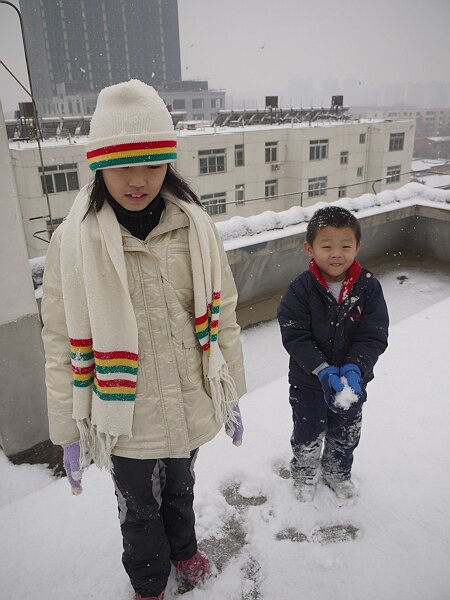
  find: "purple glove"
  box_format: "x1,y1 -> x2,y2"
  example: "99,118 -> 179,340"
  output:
225,404 -> 244,446
62,442 -> 83,495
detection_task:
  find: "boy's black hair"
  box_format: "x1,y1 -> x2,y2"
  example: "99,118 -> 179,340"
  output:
306,205 -> 361,245
84,163 -> 203,218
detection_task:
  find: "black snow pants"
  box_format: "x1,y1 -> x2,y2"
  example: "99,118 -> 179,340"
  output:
289,385 -> 362,483
111,450 -> 199,597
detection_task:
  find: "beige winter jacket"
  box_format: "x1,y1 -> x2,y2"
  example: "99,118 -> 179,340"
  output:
41,196 -> 246,459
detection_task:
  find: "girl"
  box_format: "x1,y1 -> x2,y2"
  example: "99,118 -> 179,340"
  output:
41,80 -> 246,600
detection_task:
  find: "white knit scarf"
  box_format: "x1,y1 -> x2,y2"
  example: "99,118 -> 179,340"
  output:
60,184 -> 238,470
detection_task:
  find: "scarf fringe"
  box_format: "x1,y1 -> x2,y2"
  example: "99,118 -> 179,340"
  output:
206,364 -> 239,430
77,419 -> 118,471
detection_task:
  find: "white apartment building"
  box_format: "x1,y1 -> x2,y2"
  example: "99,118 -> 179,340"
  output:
159,89 -> 225,122
9,118 -> 414,258
351,106 -> 450,137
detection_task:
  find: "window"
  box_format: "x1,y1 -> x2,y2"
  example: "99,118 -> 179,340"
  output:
201,192 -> 226,216
265,141 -> 278,163
338,186 -> 347,198
211,98 -> 223,109
309,139 -> 328,161
172,99 -> 185,110
192,98 -> 203,109
386,165 -> 401,183
39,163 -> 79,194
359,133 -> 366,144
389,132 -> 405,151
308,176 -> 327,197
235,144 -> 245,167
357,167 -> 363,177
340,151 -> 349,165
235,184 -> 245,204
265,179 -> 278,198
199,148 -> 226,174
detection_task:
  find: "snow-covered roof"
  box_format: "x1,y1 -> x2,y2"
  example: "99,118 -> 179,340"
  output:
420,174 -> 450,189
217,183 -> 450,250
9,118 -> 398,150
411,159 -> 449,172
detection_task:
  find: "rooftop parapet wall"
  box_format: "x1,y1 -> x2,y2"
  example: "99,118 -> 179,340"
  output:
30,183 -> 450,320
216,184 -> 450,321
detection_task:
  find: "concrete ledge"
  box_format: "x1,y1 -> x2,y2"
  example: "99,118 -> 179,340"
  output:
232,204 -> 450,327
0,313 -> 49,456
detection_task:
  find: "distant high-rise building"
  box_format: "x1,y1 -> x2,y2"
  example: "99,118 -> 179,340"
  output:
19,0 -> 182,102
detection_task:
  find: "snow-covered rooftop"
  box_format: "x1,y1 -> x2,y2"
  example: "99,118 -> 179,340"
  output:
9,117 -> 401,150
2,266 -> 450,599
419,174 -> 450,189
411,158 -> 450,172
217,182 -> 450,250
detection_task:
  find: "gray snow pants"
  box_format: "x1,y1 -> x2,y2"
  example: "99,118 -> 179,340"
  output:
289,385 -> 362,483
111,450 -> 199,597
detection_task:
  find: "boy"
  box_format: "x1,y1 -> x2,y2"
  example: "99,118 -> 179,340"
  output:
277,206 -> 389,502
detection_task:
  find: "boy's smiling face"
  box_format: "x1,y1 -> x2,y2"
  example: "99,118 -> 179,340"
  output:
303,226 -> 361,282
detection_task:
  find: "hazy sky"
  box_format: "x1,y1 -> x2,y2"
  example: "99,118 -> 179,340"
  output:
1,0 -> 449,113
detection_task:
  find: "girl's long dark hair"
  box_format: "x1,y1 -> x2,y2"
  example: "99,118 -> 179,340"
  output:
84,163 -> 202,218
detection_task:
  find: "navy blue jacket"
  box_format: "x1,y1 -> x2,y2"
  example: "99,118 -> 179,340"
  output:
277,262 -> 389,390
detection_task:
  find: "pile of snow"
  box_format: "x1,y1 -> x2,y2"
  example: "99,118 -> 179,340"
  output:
28,183 -> 450,291
216,182 -> 450,242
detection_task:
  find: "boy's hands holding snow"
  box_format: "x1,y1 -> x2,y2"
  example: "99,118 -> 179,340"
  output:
62,442 -> 83,495
317,365 -> 344,406
225,403 -> 244,446
340,363 -> 363,395
318,364 -> 366,416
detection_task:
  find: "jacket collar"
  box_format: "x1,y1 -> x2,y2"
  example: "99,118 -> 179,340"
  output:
121,193 -> 189,248
309,259 -> 363,303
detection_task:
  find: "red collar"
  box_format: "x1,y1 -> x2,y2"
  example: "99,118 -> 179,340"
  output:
309,259 -> 362,303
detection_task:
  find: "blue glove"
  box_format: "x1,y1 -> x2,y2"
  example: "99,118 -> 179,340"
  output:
317,366 -> 344,407
340,363 -> 363,395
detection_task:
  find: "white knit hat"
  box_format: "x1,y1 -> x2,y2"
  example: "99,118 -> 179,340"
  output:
86,79 -> 177,171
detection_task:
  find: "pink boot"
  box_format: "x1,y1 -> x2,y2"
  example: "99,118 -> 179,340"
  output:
172,551 -> 211,586
135,592 -> 164,600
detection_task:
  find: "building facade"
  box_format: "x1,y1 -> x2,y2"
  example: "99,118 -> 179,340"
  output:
9,118 -> 415,257
20,0 -> 181,108
159,81 -> 225,122
351,106 -> 450,138
414,136 -> 450,160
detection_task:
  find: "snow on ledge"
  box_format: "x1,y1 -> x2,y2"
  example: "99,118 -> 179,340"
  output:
217,183 -> 450,250
30,183 -> 449,281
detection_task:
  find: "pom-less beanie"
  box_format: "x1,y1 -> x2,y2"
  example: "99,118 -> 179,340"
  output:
86,79 -> 177,170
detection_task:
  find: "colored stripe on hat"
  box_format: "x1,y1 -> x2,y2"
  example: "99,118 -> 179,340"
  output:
87,140 -> 177,170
